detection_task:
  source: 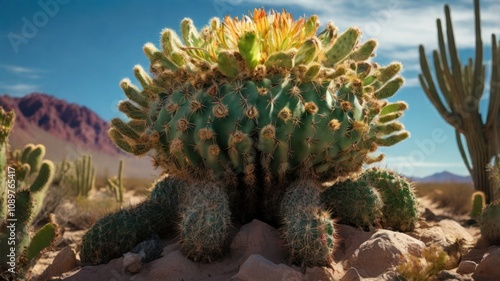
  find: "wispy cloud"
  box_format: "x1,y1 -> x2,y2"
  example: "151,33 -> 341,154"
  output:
1,64 -> 44,79
0,83 -> 39,96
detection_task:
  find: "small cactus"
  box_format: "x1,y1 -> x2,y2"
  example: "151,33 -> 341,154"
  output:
470,191 -> 486,219
106,159 -> 124,203
321,178 -> 383,228
179,181 -> 231,262
362,167 -> 419,232
280,180 -> 335,267
480,200 -> 500,245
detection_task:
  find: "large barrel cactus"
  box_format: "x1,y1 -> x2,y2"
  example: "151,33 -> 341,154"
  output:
110,9 -> 408,186
83,9 -> 409,267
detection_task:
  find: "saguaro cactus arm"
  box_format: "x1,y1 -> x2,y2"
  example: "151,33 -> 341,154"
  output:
485,35 -> 500,155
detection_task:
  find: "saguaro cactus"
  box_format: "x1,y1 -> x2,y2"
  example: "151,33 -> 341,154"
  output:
75,154 -> 96,197
419,0 -> 500,203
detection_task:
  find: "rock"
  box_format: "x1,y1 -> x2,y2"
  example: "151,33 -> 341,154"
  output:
304,266 -> 335,281
438,269 -> 473,281
334,224 -> 374,262
231,254 -> 303,281
340,268 -> 363,281
62,257 -> 125,281
148,250 -> 200,281
409,219 -> 474,262
33,246 -> 77,281
473,248 -> 500,281
230,219 -> 285,264
457,260 -> 477,274
123,234 -> 164,274
346,229 -> 426,278
123,252 -> 145,274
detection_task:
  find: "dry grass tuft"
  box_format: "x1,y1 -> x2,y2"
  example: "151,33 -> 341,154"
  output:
397,245 -> 454,281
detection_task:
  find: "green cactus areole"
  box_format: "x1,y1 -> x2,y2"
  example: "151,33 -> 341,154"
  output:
110,9 -> 409,186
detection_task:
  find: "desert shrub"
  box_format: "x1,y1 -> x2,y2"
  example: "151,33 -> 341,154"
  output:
397,245 -> 454,281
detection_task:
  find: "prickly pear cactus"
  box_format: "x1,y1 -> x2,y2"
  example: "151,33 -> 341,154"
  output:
480,200 -> 500,245
0,108 -> 58,280
110,9 -> 408,187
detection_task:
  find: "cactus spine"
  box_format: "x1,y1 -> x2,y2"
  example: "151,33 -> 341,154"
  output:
106,159 -> 124,203
419,0 -> 500,203
480,200 -> 500,245
0,107 -> 57,279
75,154 -> 96,197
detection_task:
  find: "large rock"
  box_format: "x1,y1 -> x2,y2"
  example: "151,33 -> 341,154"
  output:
230,219 -> 285,264
31,246 -> 77,281
409,219 -> 474,263
148,251 -> 201,281
473,248 -> 500,281
346,229 -> 426,278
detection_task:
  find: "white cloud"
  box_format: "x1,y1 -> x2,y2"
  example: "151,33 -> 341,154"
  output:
0,83 -> 39,96
1,64 -> 43,79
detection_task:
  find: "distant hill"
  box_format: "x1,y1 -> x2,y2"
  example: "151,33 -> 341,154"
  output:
407,171 -> 472,183
0,93 -> 159,180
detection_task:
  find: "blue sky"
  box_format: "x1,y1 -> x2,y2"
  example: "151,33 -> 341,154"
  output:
0,0 -> 499,177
